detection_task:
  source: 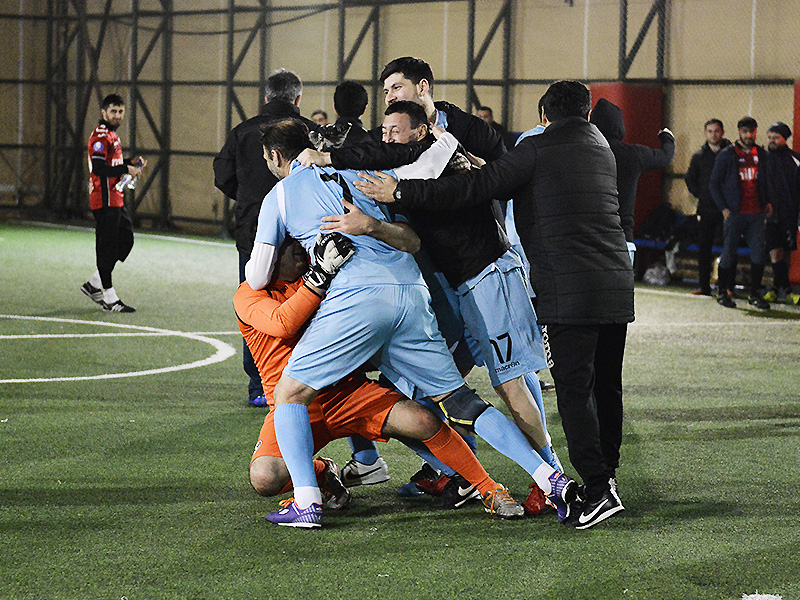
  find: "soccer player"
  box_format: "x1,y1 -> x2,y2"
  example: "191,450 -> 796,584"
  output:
238,235 -> 524,526
246,118 -> 577,528
81,93 -> 147,313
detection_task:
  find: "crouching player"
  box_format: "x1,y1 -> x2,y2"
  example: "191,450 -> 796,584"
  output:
235,234 -> 525,527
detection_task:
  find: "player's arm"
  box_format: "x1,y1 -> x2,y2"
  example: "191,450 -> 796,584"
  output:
354,138 -> 538,210
91,155 -> 128,178
235,283 -> 324,338
213,133 -> 238,199
245,242 -> 278,290
320,199 -> 420,253
393,132 -> 459,180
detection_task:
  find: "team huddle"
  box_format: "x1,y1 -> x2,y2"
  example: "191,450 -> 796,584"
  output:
215,57 -> 633,530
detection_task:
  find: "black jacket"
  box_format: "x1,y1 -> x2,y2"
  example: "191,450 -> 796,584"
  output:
685,138 -> 731,216
710,142 -> 771,214
767,145 -> 800,230
213,101 -> 315,254
368,100 -> 507,161
397,117 -> 634,326
330,134 -> 508,287
335,116 -> 372,147
590,98 -> 675,242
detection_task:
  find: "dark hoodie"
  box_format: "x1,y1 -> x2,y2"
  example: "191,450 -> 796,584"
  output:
590,98 -> 675,241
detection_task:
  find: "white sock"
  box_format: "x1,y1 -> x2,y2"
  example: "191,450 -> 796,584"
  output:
103,287 -> 120,304
533,463 -> 556,495
89,271 -> 102,288
293,486 -> 322,509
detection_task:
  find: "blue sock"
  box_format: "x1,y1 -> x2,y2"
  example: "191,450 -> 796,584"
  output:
474,407 -> 545,479
397,438 -> 456,476
273,404 -> 318,490
348,435 -> 380,465
524,372 -> 548,431
524,372 -> 561,470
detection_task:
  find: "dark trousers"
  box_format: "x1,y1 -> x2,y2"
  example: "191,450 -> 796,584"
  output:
93,206 -> 134,289
239,250 -> 264,400
696,210 -> 723,294
547,323 -> 628,501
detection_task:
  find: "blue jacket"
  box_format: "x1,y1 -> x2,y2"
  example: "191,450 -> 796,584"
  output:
709,142 -> 771,213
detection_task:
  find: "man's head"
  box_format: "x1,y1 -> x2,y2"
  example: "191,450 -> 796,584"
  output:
380,57 -> 434,107
737,116 -> 758,149
264,69 -> 303,105
541,81 -> 591,123
767,121 -> 791,151
311,110 -> 328,126
334,81 -> 368,119
382,101 -> 429,143
259,118 -> 313,180
274,237 -> 309,283
477,106 -> 495,124
703,118 -> 724,146
100,93 -> 125,127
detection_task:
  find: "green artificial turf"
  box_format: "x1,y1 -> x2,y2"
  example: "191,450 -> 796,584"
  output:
1,222 -> 798,600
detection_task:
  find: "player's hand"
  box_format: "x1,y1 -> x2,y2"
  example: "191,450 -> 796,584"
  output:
722,208 -> 731,220
127,164 -> 143,177
431,125 -> 446,139
132,156 -> 148,169
297,148 -> 332,168
301,232 -> 356,290
353,171 -> 398,204
320,199 -> 378,236
765,203 -> 773,219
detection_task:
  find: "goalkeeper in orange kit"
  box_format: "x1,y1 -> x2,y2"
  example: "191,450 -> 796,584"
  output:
235,234 -> 523,527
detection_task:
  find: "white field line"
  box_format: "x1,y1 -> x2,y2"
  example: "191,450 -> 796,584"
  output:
18,220 -> 234,248
0,315 -> 237,383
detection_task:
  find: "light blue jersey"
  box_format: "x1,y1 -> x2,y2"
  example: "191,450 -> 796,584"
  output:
255,161 -> 424,290
506,124 -> 546,294
254,160 -> 464,394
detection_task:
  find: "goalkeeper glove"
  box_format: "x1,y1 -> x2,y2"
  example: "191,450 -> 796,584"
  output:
302,231 -> 356,291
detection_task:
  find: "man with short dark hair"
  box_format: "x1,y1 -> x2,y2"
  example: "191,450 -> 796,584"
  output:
333,80 -> 370,146
310,109 -> 328,126
763,122 -> 800,304
378,56 -> 506,160
709,116 -> 772,309
356,80 -> 634,529
214,69 -> 315,406
81,93 -> 147,313
686,118 -> 731,295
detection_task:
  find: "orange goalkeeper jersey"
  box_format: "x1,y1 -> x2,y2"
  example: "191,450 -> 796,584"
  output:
233,279 -> 323,404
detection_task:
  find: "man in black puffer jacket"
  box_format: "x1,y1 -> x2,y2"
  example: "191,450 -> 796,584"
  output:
590,97 -> 675,263
356,81 -> 634,529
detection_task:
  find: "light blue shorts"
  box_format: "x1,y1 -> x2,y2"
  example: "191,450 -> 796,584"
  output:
455,250 -> 548,387
286,284 -> 464,397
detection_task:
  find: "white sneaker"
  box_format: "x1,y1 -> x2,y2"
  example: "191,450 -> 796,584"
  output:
340,456 -> 390,487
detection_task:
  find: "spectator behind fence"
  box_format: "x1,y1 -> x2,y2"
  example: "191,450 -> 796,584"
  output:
709,116 -> 772,310
590,98 -> 675,266
685,119 -> 731,295
311,109 -> 329,126
763,121 -> 800,305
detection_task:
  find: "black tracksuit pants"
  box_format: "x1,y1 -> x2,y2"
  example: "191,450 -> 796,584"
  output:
547,322 -> 628,502
93,206 -> 134,289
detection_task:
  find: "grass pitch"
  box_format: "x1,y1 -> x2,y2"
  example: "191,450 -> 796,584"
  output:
1,221 -> 798,600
